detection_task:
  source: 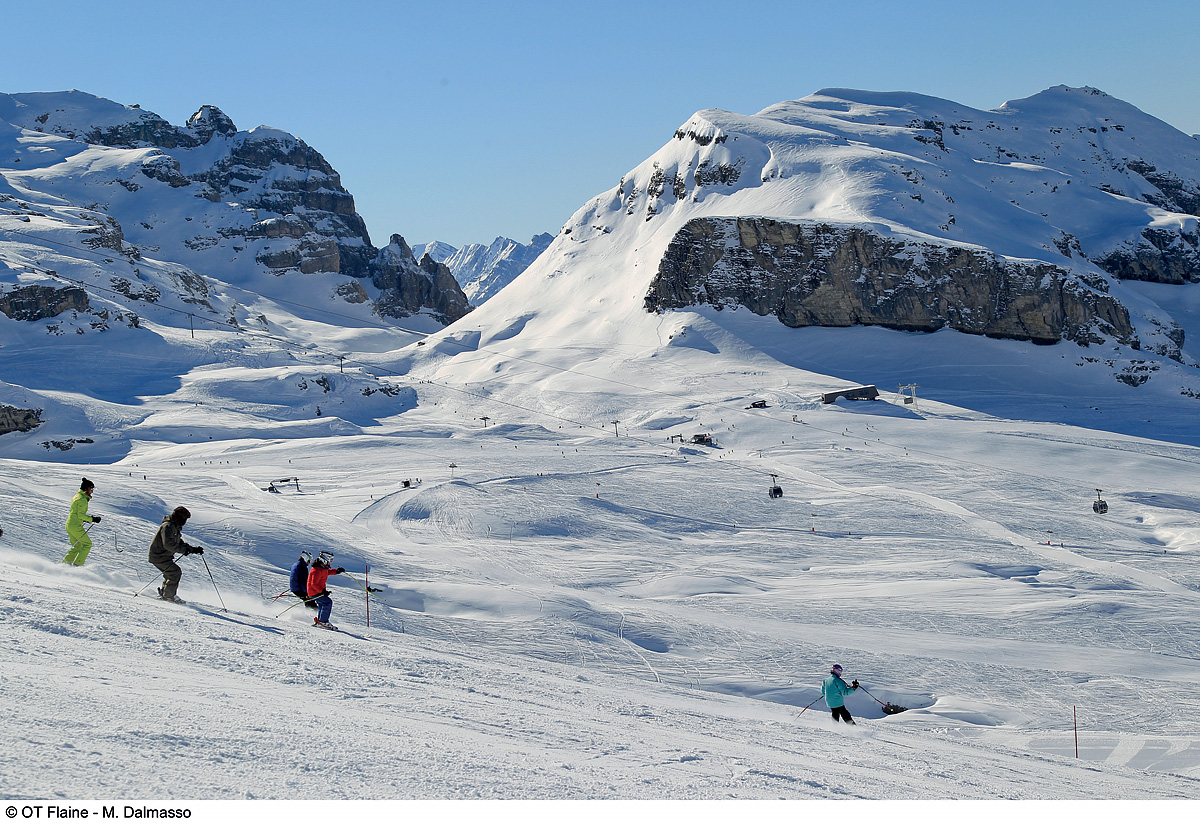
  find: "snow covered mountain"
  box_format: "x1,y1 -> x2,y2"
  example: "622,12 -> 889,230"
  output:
408,86 -> 1200,443
0,90 -> 471,330
0,90 -> 475,459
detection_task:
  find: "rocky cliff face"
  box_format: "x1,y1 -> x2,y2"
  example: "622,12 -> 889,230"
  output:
372,235 -> 472,325
0,284 -> 90,321
645,218 -> 1176,356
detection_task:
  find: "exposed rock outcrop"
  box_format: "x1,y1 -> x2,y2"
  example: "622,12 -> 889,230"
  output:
0,284 -> 90,321
1092,226 -> 1200,284
645,218 -> 1153,353
0,404 -> 42,436
181,125 -> 374,279
372,235 -> 472,325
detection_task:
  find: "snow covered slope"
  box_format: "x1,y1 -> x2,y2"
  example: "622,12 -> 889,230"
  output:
4,387 -> 1200,798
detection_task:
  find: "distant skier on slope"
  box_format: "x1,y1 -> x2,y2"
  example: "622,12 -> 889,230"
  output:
822,664 -> 860,725
63,478 -> 101,566
307,551 -> 346,630
148,506 -> 204,603
290,551 -> 316,610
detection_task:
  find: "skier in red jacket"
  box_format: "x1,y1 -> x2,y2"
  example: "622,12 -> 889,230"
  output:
307,551 -> 346,629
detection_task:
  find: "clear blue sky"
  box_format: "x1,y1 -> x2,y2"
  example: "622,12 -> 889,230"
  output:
8,0 -> 1199,249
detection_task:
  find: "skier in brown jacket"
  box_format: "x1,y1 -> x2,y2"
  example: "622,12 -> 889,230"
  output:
148,506 -> 203,603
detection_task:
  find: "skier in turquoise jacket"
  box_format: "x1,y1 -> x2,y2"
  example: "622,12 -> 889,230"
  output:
821,664 -> 859,724
63,477 -> 101,565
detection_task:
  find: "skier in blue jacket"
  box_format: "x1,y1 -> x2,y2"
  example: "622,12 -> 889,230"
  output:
822,664 -> 859,724
289,551 -> 316,610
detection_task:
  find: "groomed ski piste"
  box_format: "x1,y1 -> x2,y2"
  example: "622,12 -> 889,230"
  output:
4,322 -> 1200,801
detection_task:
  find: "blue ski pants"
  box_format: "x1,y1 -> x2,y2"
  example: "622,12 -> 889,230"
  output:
314,594 -> 333,623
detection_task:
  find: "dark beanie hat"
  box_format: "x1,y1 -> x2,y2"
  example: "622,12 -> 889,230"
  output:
80,477 -> 95,491
171,506 -> 191,524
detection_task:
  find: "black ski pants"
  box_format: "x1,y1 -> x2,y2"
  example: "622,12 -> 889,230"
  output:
831,706 -> 854,724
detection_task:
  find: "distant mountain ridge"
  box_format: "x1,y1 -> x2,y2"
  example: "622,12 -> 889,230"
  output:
413,234 -> 553,304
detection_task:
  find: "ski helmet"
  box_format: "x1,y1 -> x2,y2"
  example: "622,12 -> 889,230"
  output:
831,664 -> 843,676
317,551 -> 334,568
171,506 -> 191,525
299,551 -> 312,564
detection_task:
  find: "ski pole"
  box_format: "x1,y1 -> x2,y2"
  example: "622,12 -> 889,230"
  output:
133,576 -> 161,598
133,554 -> 181,597
857,684 -> 888,707
343,571 -> 383,595
275,594 -> 314,618
259,577 -> 296,604
198,552 -> 227,613
855,683 -> 907,714
343,571 -> 408,616
795,695 -> 824,717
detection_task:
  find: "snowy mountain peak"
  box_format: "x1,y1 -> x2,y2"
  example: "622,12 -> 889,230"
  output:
0,90 -> 475,417
411,240 -> 458,263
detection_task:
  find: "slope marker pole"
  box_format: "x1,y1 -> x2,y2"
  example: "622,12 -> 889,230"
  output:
1074,705 -> 1079,758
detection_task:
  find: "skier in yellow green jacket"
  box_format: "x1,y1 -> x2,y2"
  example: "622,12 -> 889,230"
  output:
63,477 -> 101,565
